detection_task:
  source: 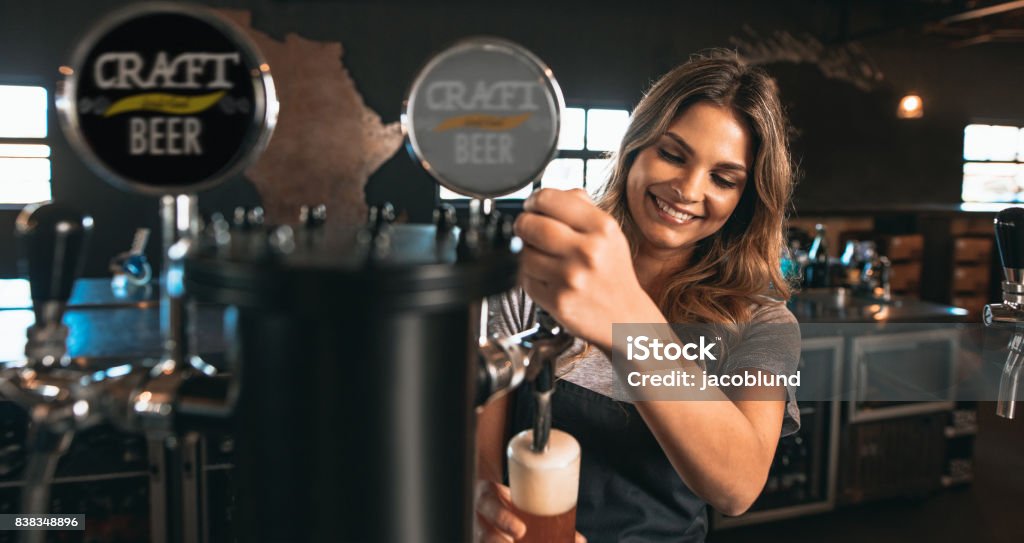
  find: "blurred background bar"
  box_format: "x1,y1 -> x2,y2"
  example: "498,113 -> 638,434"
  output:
1,1 -> 1024,542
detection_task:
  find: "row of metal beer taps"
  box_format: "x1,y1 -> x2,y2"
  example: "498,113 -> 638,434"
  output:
0,194 -> 574,542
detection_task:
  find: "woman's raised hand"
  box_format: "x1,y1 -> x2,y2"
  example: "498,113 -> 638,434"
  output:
514,188 -> 663,351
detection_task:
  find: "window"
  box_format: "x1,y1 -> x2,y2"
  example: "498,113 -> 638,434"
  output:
960,123 -> 1024,203
440,105 -> 630,202
0,85 -> 51,205
541,107 -> 628,200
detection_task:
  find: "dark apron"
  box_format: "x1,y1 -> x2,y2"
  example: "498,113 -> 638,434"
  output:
509,379 -> 708,543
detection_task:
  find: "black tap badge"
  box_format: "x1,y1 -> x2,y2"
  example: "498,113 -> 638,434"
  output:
57,3 -> 276,195
403,38 -> 563,199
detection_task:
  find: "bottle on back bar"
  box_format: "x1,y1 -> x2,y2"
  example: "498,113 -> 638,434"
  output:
805,224 -> 830,288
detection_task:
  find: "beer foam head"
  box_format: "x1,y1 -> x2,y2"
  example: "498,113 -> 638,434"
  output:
507,429 -> 580,516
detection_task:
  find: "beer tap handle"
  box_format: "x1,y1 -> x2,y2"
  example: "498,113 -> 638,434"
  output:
433,203 -> 457,236
995,207 -> 1024,274
15,202 -> 93,311
989,207 -> 1024,419
368,202 -> 396,233
300,204 -> 327,229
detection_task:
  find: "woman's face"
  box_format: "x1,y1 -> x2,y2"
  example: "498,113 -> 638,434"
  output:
626,102 -> 753,259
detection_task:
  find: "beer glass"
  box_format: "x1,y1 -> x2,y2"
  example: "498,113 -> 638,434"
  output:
507,429 -> 581,543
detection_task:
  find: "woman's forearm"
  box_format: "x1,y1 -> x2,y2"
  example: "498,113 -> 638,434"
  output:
596,319 -> 784,516
632,395 -> 782,515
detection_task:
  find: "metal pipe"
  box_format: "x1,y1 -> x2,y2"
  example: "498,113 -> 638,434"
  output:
997,332 -> 1024,418
20,407 -> 73,543
531,361 -> 554,453
160,194 -> 199,368
152,194 -> 208,543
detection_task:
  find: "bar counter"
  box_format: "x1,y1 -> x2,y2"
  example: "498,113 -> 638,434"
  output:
788,288 -> 969,323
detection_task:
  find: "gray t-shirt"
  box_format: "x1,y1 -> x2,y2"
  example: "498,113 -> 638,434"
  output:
487,288 -> 802,436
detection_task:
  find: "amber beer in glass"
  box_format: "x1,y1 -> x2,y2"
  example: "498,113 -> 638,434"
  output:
507,429 -> 581,543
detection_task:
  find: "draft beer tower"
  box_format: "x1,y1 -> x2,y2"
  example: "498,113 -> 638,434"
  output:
16,7 -> 577,541
17,3 -> 276,542
984,207 -> 1024,418
183,37 -> 576,541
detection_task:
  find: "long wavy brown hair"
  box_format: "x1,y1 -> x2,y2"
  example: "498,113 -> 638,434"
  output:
594,51 -> 795,325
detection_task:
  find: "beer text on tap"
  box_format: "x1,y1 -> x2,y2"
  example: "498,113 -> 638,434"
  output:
93,52 -> 240,90
92,51 -> 242,157
426,80 -> 542,166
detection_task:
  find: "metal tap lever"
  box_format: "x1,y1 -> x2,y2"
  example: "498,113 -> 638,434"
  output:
985,207 -> 1024,418
527,310 -> 572,452
9,203 -> 92,543
15,203 -> 93,366
476,309 -> 574,404
16,202 -> 93,306
474,304 -> 573,455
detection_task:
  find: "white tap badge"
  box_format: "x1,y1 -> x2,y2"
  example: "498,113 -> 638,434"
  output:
57,2 -> 277,195
403,38 -> 564,199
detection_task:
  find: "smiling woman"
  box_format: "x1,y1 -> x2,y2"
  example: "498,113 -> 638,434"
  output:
475,50 -> 801,543
628,103 -> 751,261
596,53 -> 794,325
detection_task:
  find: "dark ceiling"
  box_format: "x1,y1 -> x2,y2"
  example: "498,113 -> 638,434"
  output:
828,0 -> 1024,46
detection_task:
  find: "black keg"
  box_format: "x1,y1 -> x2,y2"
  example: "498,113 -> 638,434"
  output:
186,218 -> 516,542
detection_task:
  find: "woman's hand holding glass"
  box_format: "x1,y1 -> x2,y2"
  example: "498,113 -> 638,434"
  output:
475,479 -> 526,542
475,480 -> 586,543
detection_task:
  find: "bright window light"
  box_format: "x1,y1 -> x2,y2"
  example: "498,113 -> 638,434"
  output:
0,85 -> 47,138
498,184 -> 534,200
0,157 -> 50,182
585,158 -> 613,198
960,202 -> 1023,212
439,183 -> 534,201
0,279 -> 30,310
586,109 -> 629,152
0,144 -> 50,158
1,84 -> 51,204
558,107 -> 585,151
0,157 -> 52,203
961,162 -> 1022,202
964,124 -> 1019,162
541,158 -> 584,190
0,310 -> 34,362
961,123 -> 1024,203
439,186 -> 462,200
